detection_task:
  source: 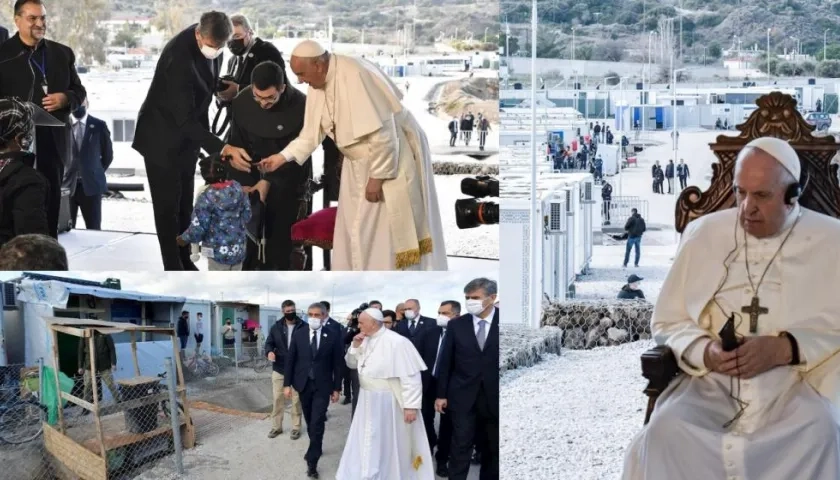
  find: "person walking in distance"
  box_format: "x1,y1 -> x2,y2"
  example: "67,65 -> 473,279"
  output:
665,159 -> 675,194
677,158 -> 690,190
176,310 -> 190,351
601,181 -> 613,225
623,208 -> 646,268
448,117 -> 458,147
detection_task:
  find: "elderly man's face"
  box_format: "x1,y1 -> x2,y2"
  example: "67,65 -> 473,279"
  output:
734,148 -> 792,238
358,312 -> 380,335
15,3 -> 46,44
290,56 -> 328,89
307,308 -> 324,320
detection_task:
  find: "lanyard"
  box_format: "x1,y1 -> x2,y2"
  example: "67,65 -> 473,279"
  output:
30,50 -> 46,84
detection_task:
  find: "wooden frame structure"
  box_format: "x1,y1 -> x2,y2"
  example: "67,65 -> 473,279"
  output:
641,92 -> 840,424
42,318 -> 194,480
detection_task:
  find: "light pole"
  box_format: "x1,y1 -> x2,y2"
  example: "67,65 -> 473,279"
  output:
825,29 -> 830,61
484,27 -> 488,43
673,61 -> 688,244
767,28 -> 771,83
529,0 -> 539,328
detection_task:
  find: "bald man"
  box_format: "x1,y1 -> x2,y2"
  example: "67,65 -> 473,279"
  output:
256,40 -> 447,271
622,136 -> 840,479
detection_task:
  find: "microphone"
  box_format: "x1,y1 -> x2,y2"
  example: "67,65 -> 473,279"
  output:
0,50 -> 26,66
26,39 -> 43,103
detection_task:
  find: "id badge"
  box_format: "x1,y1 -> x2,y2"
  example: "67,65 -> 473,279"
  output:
201,247 -> 214,258
41,81 -> 48,95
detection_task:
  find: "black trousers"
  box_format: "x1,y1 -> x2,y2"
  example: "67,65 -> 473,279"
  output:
69,182 -> 102,230
145,153 -> 199,271
299,381 -> 331,467
422,378 -> 453,463
448,386 -> 498,480
679,175 -> 688,189
244,191 -> 312,271
35,148 -> 63,238
449,132 -> 457,146
342,363 -> 352,398
349,368 -> 360,418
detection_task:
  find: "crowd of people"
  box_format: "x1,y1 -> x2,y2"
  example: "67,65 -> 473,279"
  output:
447,111 -> 491,151
0,3 -> 448,272
650,159 -> 691,194
247,277 -> 499,479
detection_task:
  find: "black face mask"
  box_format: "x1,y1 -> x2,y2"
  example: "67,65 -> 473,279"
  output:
228,38 -> 247,56
284,312 -> 296,321
72,106 -> 86,119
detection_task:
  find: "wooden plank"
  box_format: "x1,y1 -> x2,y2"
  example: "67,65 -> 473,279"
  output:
43,423 -> 107,480
49,324 -> 87,338
115,376 -> 159,387
172,336 -> 196,449
88,335 -> 107,459
80,420 -> 186,452
51,329 -> 66,434
60,391 -> 96,412
188,401 -> 270,420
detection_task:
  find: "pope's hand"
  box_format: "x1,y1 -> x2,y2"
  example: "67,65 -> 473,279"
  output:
729,336 -> 791,379
258,153 -> 287,173
365,178 -> 384,203
703,340 -> 740,376
404,408 -> 417,424
352,332 -> 366,348
267,351 -> 276,362
284,386 -> 292,399
221,144 -> 252,172
434,398 -> 447,413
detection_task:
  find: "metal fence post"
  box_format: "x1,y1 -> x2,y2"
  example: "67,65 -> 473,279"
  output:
164,357 -> 183,474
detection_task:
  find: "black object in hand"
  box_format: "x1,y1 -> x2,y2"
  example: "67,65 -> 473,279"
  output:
719,315 -> 740,352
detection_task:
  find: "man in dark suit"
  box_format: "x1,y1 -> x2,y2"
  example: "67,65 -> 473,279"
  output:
0,0 -> 87,238
217,14 -> 285,103
264,299 -> 305,439
436,278 -> 499,480
319,300 -> 343,334
132,11 -> 250,270
395,298 -> 435,345
0,25 -> 9,45
416,300 -> 461,477
284,302 -> 343,479
64,99 -> 111,230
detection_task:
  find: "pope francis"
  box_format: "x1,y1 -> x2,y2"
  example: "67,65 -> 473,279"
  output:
622,137 -> 840,479
336,308 -> 434,479
257,39 -> 447,271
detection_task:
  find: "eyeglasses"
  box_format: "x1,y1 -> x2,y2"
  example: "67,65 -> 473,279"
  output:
18,15 -> 46,24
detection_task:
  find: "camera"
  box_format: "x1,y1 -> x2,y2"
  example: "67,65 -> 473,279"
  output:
455,175 -> 499,229
344,302 -> 369,345
215,75 -> 237,94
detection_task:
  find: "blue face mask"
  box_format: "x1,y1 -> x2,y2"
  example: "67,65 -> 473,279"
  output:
72,106 -> 86,119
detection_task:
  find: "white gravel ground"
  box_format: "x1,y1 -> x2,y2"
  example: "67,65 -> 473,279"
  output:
500,341 -> 654,480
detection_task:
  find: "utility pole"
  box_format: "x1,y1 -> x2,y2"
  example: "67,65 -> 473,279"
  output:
767,28 -> 771,82
825,29 -> 830,61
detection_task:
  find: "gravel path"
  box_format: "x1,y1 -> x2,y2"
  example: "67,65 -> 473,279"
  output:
500,341 -> 654,480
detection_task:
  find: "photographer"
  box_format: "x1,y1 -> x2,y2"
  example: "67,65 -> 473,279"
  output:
342,302 -> 368,417
216,14 -> 285,104
133,11 -> 252,270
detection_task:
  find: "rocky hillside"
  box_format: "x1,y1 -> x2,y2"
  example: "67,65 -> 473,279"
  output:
114,0 -> 498,46
501,0 -> 840,63
433,77 -> 500,123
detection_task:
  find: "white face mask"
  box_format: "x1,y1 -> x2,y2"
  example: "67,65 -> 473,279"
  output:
404,310 -> 417,320
436,315 -> 450,327
465,299 -> 487,316
200,43 -> 223,59
308,318 -> 322,330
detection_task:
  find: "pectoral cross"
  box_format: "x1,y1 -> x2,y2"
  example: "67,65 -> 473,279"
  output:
741,296 -> 768,333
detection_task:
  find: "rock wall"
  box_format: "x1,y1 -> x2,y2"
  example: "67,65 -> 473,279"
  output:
500,325 -> 564,373
542,300 -> 653,349
433,161 -> 499,176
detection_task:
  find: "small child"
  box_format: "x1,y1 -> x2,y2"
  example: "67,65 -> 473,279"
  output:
177,155 -> 251,271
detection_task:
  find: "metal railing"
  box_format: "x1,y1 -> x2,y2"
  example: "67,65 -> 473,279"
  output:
602,196 -> 649,227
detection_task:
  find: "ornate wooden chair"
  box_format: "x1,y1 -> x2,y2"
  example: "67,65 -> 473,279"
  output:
640,92 -> 840,424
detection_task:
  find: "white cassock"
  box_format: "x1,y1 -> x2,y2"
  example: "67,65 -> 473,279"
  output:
623,205 -> 840,479
336,327 -> 434,480
281,54 -> 447,271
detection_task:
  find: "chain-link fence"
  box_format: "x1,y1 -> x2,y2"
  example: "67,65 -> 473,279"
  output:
542,299 -> 654,350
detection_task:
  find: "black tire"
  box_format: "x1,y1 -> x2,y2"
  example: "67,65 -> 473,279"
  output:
0,403 -> 43,444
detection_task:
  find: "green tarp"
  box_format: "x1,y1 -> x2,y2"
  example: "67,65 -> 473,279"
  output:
40,366 -> 74,425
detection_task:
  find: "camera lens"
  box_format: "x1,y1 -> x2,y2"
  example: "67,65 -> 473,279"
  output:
455,199 -> 498,229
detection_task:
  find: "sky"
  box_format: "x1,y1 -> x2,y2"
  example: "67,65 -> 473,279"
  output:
0,270 -> 496,317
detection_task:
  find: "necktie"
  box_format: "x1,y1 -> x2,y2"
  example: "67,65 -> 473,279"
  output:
74,121 -> 83,150
409,320 -> 416,335
477,320 -> 487,351
432,330 -> 445,378
310,330 -> 318,357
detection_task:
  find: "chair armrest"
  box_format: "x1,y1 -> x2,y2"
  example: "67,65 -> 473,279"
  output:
641,345 -> 680,396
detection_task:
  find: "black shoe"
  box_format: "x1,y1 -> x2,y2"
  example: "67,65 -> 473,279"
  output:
471,451 -> 481,465
307,464 -> 319,478
436,465 -> 450,477
341,397 -> 351,405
